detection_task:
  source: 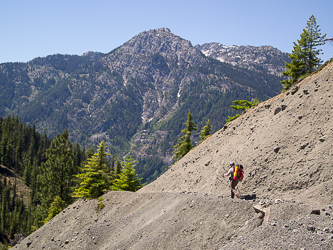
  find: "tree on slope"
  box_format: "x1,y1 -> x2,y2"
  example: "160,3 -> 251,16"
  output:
173,111 -> 198,161
198,119 -> 211,143
37,129 -> 76,221
282,15 -> 326,90
43,196 -> 65,224
226,99 -> 260,123
73,140 -> 112,199
112,154 -> 142,192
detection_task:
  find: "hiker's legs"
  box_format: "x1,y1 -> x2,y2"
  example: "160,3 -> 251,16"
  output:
230,180 -> 234,198
230,180 -> 240,198
234,180 -> 240,198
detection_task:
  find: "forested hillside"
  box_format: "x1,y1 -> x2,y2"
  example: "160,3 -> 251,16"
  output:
0,116 -> 50,246
0,28 -> 288,184
0,114 -> 146,248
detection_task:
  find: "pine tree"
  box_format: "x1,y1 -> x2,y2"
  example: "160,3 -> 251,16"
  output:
173,111 -> 198,161
302,15 -> 327,72
226,99 -> 260,123
116,158 -> 122,178
74,142 -> 82,167
81,145 -> 86,163
282,15 -> 326,90
112,154 -> 142,192
73,140 -> 111,199
86,144 -> 95,159
41,130 -> 49,162
199,119 -> 211,143
37,129 -> 76,220
1,186 -> 10,232
44,196 -> 65,224
23,159 -> 32,186
0,134 -> 7,165
281,44 -> 304,90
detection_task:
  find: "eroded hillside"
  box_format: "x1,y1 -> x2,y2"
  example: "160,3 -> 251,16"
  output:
141,61 -> 333,206
12,61 -> 333,249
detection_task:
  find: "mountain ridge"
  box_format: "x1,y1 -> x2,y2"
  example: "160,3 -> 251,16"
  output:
195,42 -> 290,76
0,28 -> 288,183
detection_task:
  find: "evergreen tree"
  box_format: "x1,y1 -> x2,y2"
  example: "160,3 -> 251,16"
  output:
0,115 -> 53,237
281,44 -> 304,90
230,99 -> 260,112
282,15 -> 326,90
41,130 -> 49,162
112,154 -> 142,192
110,156 -> 115,172
1,186 -> 10,232
44,196 -> 65,224
81,145 -> 86,162
226,99 -> 260,123
73,140 -> 111,199
86,144 -> 95,159
199,119 -> 211,143
302,15 -> 327,72
37,129 -> 76,220
0,134 -> 8,165
29,160 -> 39,205
23,160 -> 32,186
116,158 -> 122,178
173,111 -> 198,161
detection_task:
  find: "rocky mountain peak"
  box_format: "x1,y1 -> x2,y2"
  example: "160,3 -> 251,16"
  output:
112,27 -> 196,62
154,27 -> 172,33
81,51 -> 105,60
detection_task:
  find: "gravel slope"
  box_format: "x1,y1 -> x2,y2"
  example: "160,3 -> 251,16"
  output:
141,61 -> 333,207
12,61 -> 333,249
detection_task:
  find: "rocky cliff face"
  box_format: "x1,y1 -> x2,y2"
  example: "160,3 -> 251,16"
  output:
196,42 -> 290,76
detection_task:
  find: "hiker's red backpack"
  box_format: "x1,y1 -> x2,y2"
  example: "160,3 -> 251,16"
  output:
233,164 -> 244,181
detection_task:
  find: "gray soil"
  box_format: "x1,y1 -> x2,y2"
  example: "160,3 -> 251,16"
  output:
13,62 -> 333,249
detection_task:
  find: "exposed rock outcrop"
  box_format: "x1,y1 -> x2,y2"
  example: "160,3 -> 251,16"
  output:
196,42 -> 291,76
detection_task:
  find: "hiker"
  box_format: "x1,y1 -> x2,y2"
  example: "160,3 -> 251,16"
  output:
224,162 -> 244,198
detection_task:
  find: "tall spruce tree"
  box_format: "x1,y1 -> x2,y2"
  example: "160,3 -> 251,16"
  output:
112,154 -> 142,192
199,119 -> 211,143
44,196 -> 65,224
282,15 -> 326,90
1,186 -> 10,232
226,98 -> 260,123
73,140 -> 111,199
173,111 -> 198,161
37,129 -> 76,220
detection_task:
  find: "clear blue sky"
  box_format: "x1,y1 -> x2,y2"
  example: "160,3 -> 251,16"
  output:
1,0 -> 332,64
